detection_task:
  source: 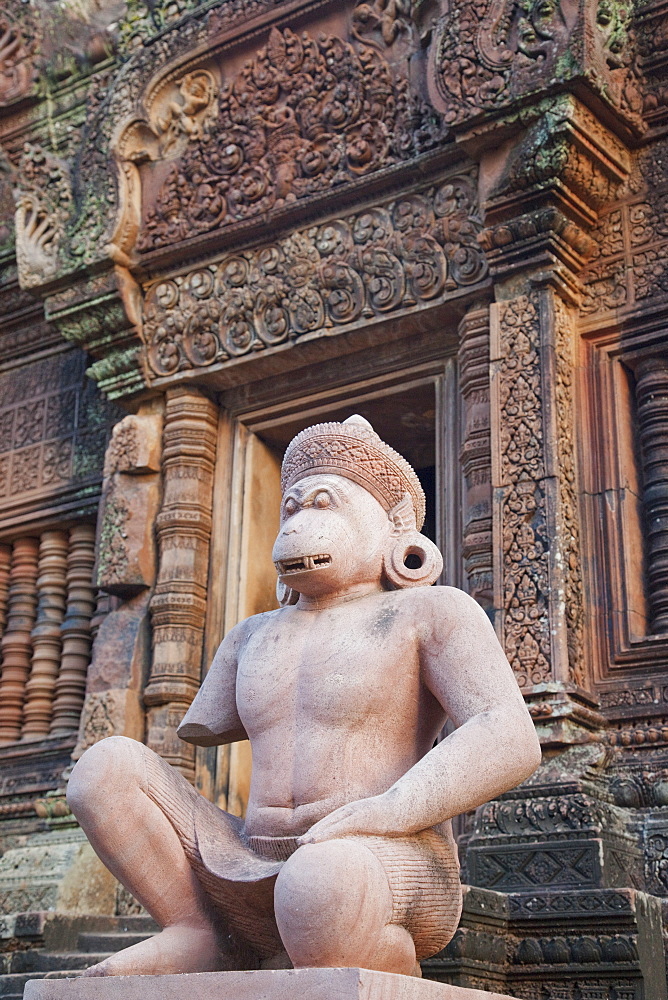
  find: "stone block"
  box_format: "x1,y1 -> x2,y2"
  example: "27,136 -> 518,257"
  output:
24,967 -> 516,1000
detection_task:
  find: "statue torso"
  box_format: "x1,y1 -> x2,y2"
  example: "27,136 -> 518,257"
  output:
236,589 -> 446,838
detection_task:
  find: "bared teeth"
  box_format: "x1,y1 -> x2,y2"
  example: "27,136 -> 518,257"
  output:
277,554 -> 332,574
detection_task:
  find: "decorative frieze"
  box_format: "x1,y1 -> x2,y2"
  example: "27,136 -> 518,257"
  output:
145,388 -> 217,778
143,175 -> 487,377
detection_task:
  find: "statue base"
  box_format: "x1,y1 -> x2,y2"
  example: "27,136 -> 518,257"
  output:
24,967 -> 514,1000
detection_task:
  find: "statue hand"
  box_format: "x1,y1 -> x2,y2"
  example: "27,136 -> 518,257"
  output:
297,793 -> 401,844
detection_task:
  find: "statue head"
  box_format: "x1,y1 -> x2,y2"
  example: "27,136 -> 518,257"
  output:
272,415 -> 443,605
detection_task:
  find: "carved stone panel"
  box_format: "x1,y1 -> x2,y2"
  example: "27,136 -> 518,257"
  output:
142,173 -> 487,378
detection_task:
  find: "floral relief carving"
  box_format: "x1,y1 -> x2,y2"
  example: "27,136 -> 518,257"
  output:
553,297 -> 584,687
133,26 -> 442,252
431,0 -> 642,129
497,295 -> 551,688
142,176 -> 487,376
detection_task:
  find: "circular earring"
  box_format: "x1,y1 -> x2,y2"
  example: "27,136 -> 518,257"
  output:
382,531 -> 443,589
276,579 -> 299,607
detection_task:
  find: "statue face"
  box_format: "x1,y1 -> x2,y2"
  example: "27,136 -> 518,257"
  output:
272,474 -> 391,597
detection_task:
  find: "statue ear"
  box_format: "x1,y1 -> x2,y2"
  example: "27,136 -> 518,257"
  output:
388,493 -> 417,535
276,579 -> 299,607
383,494 -> 443,589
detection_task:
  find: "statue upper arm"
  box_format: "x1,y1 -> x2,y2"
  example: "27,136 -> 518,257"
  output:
419,587 -> 527,729
177,622 -> 249,747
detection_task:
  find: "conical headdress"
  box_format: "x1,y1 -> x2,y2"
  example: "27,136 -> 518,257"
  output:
281,415 -> 426,530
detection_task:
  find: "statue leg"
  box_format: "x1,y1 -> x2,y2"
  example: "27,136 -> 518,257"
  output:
67,736 -> 227,977
273,840 -> 419,976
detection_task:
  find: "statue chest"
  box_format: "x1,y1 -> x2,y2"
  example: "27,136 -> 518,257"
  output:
235,616 -> 421,734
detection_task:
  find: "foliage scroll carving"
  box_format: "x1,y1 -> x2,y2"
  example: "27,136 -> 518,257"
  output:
142,175 -> 487,376
430,0 -> 643,131
131,26 -> 443,253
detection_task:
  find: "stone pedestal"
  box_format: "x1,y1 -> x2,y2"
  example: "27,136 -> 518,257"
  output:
24,967 -> 515,1000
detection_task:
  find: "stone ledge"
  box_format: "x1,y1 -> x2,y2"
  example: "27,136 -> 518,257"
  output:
24,966 -> 515,1000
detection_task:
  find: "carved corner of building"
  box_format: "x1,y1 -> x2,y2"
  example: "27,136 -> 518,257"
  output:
427,0 -> 645,140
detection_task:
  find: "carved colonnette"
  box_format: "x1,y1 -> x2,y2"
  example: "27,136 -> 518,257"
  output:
145,389 -> 217,779
458,305 -> 493,610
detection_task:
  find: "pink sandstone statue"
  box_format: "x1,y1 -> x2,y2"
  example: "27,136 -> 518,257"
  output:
67,416 -> 541,979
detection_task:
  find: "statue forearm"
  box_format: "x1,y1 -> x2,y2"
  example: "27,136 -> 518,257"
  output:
298,703 -> 541,845
381,703 -> 542,833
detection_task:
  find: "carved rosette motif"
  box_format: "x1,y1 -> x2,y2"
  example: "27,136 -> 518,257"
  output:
133,26 -> 441,253
143,176 -> 487,376
494,295 -> 551,688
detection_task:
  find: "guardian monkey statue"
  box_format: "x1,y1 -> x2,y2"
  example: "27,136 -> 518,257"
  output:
67,416 -> 541,978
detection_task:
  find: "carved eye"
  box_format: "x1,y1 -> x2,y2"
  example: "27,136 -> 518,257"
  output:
284,497 -> 298,516
314,492 -> 331,509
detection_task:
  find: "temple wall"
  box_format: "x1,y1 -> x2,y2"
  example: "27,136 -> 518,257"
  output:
1,0 -> 668,994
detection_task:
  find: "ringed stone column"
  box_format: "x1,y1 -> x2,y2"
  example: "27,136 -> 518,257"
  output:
634,355 -> 668,634
145,387 -> 218,780
0,537 -> 39,743
22,529 -> 69,738
50,525 -> 97,735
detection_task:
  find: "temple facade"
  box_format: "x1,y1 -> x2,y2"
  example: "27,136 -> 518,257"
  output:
0,0 -> 668,995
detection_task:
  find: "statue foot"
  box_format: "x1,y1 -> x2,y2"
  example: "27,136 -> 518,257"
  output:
82,925 -> 224,977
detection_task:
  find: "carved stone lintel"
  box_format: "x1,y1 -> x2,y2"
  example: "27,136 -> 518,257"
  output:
50,525 -> 97,735
0,538 -> 39,744
634,355 -> 668,635
146,388 -> 218,779
458,305 -> 493,610
22,531 -> 69,739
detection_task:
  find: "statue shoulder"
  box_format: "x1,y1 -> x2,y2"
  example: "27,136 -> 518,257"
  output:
403,585 -> 490,639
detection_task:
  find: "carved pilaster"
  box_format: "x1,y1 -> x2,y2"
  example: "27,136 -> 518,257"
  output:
458,305 -> 493,610
22,530 -> 69,739
0,538 -> 39,744
491,289 -> 587,716
146,388 -> 218,779
50,525 -> 96,735
635,355 -> 668,634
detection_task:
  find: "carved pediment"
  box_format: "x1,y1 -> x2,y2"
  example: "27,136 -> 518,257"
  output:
114,21 -> 443,257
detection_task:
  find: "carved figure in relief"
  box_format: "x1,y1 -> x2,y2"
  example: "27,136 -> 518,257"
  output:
67,416 -> 540,977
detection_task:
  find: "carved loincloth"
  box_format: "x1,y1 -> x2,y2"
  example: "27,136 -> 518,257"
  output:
141,742 -> 462,962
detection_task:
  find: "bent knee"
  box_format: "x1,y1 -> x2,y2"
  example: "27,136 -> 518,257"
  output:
275,840 -> 390,915
67,737 -> 145,817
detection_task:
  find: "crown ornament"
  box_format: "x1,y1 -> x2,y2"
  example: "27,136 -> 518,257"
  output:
281,415 -> 426,530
